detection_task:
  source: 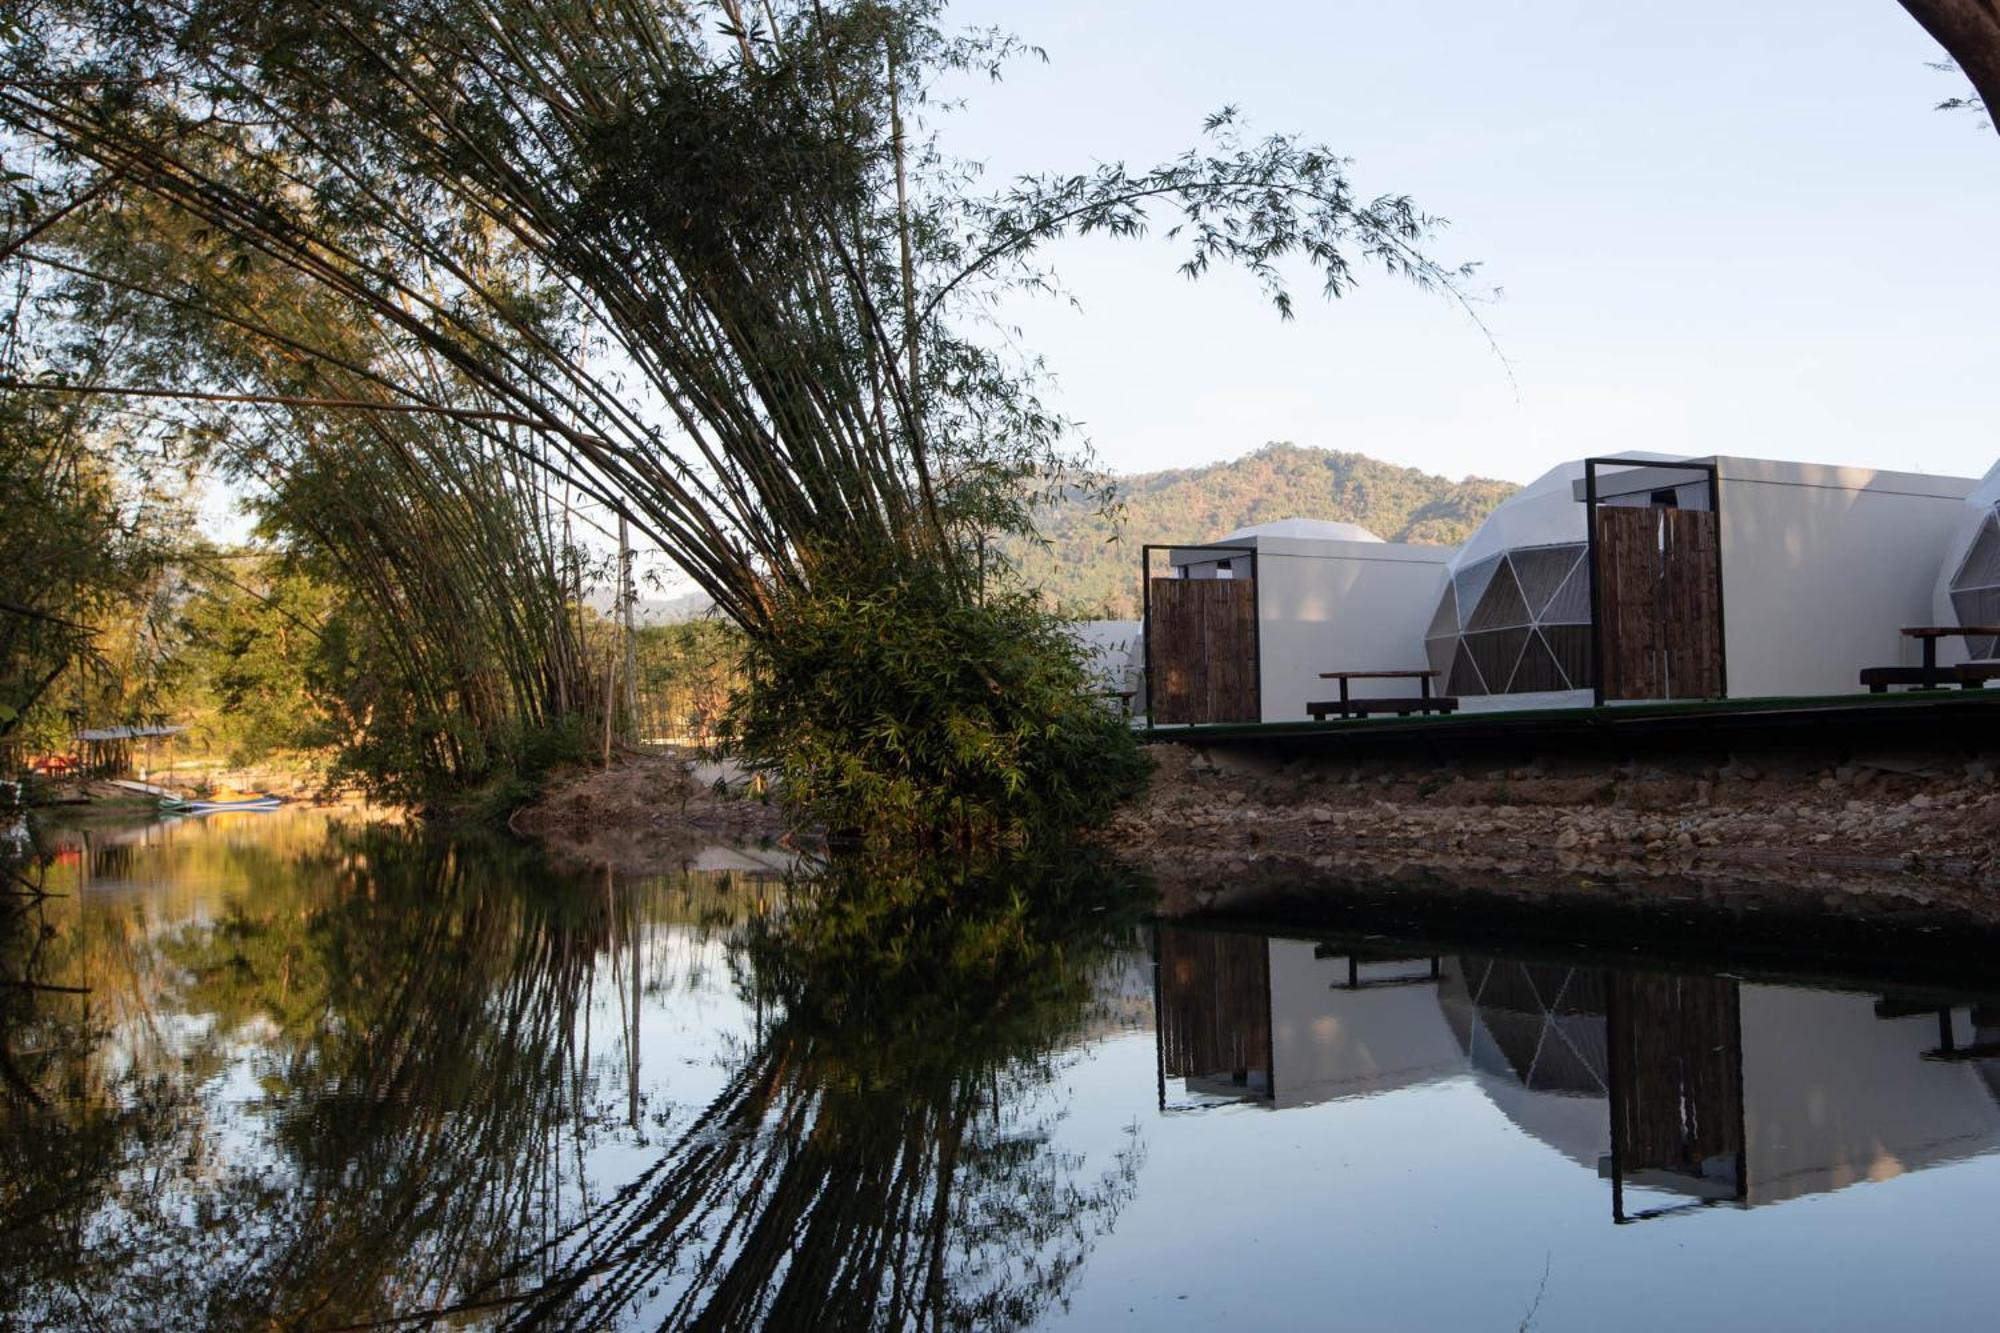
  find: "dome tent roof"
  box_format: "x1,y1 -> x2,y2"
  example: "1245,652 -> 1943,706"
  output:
1218,517 -> 1383,544
1451,453 -> 1694,571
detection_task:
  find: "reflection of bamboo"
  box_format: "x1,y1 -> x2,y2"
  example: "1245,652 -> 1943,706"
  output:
4,828 -> 1145,1330
2,825 -> 643,1326
470,863 -> 1148,1332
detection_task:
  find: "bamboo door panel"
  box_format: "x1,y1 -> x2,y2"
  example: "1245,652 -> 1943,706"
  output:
1594,506 -> 1724,702
1661,509 -> 1723,699
1595,507 -> 1665,701
1149,577 -> 1260,724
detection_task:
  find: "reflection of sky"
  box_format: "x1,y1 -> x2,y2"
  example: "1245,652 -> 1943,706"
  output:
1041,1033 -> 2000,1331
40,819 -> 2000,1332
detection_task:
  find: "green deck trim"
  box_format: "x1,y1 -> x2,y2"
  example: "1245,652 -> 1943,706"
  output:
1140,689 -> 2000,744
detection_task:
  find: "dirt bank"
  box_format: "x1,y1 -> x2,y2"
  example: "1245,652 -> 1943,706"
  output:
510,748 -> 797,868
1106,742 -> 2000,926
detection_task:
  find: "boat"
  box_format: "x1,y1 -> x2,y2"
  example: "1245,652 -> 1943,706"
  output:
160,792 -> 285,814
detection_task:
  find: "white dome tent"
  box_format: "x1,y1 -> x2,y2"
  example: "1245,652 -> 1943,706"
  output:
1218,517 -> 1384,545
1933,459 -> 2000,665
1423,456 -> 1698,705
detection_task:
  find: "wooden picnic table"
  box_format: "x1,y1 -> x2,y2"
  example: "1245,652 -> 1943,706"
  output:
1309,668 -> 1456,720
1318,668 -> 1441,705
1902,626 -> 2000,688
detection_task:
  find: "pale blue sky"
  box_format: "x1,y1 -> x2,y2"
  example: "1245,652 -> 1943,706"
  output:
942,0 -> 2000,485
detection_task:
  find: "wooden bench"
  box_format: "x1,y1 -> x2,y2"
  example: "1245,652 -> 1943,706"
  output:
1307,669 -> 1458,720
1860,627 -> 2000,692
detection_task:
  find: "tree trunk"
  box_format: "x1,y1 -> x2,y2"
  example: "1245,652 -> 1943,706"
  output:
1900,0 -> 2000,137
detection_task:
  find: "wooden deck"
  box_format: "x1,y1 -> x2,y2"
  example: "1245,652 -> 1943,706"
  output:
1140,689 -> 2000,757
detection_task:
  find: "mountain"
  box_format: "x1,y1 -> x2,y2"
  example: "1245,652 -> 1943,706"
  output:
1006,443 -> 1517,618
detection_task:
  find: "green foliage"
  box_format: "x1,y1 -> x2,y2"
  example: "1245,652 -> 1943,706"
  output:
632,618 -> 745,740
0,389 -> 179,747
745,844 -> 1151,1073
169,558 -> 337,764
1009,442 -> 1516,617
727,569 -> 1150,845
3,0 -> 1484,833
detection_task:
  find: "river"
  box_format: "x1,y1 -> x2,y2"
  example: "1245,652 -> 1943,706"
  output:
5,810 -> 2000,1329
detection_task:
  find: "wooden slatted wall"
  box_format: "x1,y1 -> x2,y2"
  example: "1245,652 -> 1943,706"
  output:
1594,506 -> 1724,702
1596,507 -> 1665,701
1148,577 -> 1260,723
1662,509 -> 1724,699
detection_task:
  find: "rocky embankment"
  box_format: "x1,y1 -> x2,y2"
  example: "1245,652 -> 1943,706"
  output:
1105,743 -> 2000,926
511,748 -> 795,868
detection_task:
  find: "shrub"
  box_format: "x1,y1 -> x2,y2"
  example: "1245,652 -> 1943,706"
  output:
726,569 -> 1149,846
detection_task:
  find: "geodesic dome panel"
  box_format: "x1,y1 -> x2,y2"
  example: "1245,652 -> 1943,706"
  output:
1425,541 -> 1592,695
1936,460 -> 2000,664
1950,511 -> 2000,661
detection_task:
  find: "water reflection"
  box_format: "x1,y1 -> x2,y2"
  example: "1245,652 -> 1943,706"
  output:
1154,925 -> 2000,1222
481,849 -> 1149,1330
15,814 -> 2000,1331
0,814 -> 1149,1330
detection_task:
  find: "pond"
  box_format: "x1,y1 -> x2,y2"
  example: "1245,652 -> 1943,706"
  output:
5,811 -> 2000,1330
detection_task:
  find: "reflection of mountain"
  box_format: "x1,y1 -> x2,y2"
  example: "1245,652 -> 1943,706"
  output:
1154,927 -> 2000,1220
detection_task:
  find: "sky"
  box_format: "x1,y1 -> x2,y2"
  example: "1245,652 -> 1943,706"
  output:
933,0 -> 2000,486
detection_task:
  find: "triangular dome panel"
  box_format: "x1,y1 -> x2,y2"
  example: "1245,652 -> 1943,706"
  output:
1542,625 -> 1595,690
1453,555 -> 1504,630
1464,628 -> 1529,693
1467,561 -> 1531,631
1425,584 -> 1459,642
1448,641 -> 1487,695
1953,512 -> 2000,592
1511,545 -> 1584,620
1541,560 -> 1592,626
1509,629 -> 1567,693
1951,586 -> 2000,660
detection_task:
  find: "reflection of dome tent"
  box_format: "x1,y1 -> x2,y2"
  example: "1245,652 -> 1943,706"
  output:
1435,957 -> 1613,1170
1934,459 -> 2000,664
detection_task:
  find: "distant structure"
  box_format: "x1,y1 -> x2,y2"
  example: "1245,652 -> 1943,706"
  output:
73,724 -> 185,779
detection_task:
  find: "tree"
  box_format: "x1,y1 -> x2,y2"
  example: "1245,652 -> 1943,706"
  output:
1,0 -> 1478,832
1901,2 -> 2000,135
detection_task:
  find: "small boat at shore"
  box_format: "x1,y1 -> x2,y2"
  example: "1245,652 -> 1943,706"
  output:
160,793 -> 285,814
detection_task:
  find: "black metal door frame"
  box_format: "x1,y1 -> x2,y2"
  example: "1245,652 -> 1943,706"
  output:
1583,459 -> 1726,707
1140,541 -> 1260,729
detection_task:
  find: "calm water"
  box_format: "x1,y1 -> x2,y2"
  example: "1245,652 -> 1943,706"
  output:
6,813 -> 2000,1330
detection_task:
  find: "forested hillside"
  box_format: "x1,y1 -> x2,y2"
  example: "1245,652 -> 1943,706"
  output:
1009,444 -> 1516,617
